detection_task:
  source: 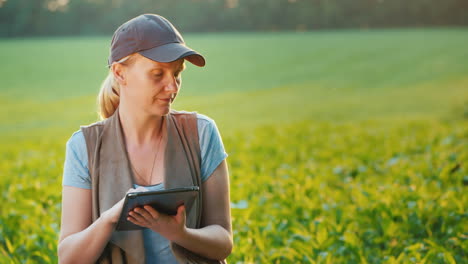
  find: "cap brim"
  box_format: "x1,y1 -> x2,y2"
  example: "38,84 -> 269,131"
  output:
138,42 -> 206,67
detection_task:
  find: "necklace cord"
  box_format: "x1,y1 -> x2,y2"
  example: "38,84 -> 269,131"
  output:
129,117 -> 164,186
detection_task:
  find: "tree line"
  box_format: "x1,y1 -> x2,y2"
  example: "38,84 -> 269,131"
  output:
0,0 -> 467,37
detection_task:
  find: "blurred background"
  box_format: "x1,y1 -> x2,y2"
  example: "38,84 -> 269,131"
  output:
1,0 -> 468,36
0,1 -> 467,263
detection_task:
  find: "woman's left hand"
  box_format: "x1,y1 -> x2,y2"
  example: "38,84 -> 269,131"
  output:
127,204 -> 187,241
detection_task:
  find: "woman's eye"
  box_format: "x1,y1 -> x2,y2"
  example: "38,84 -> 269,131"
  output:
153,73 -> 181,80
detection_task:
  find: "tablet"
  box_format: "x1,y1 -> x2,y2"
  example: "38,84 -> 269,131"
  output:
115,186 -> 199,231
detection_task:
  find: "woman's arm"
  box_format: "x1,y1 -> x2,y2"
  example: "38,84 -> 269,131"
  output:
57,186 -> 132,264
174,158 -> 233,259
128,159 -> 233,260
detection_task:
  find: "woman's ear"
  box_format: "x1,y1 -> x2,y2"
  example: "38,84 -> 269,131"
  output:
112,63 -> 127,86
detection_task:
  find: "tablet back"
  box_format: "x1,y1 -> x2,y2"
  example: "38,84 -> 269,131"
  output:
116,186 -> 199,231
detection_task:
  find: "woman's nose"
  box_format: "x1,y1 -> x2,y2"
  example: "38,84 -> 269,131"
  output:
164,75 -> 180,93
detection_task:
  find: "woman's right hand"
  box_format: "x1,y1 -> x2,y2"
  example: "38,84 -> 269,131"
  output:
103,187 -> 149,226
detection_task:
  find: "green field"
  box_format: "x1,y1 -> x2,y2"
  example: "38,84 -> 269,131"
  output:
1,28 -> 467,263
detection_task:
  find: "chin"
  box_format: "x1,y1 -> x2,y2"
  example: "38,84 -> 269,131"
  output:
148,106 -> 170,117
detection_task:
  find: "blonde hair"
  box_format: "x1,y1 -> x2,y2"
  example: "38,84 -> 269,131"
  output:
98,54 -> 136,119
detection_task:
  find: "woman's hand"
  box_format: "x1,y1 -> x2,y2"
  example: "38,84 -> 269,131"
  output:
127,204 -> 187,242
102,187 -> 148,226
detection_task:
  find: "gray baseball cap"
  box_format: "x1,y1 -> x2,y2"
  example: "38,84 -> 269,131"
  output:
108,14 -> 205,67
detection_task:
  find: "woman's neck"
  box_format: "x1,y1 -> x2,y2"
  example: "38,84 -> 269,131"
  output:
118,102 -> 164,147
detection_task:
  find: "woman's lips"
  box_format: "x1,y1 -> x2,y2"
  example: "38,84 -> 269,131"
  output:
158,98 -> 171,103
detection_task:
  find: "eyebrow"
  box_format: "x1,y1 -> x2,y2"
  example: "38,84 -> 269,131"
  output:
151,63 -> 186,72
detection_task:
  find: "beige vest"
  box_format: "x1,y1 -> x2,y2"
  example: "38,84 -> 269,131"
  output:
81,107 -> 225,264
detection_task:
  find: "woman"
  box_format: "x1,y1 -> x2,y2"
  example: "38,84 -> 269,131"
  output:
58,14 -> 232,264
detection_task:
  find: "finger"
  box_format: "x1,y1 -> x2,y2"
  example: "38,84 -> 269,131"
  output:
174,205 -> 186,222
177,204 -> 186,215
127,215 -> 147,226
143,205 -> 160,219
133,207 -> 152,220
127,215 -> 138,223
129,210 -> 151,227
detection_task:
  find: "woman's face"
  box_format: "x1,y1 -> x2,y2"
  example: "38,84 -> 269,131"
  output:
119,53 -> 186,117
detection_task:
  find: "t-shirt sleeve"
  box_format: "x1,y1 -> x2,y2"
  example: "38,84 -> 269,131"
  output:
62,130 -> 92,189
197,114 -> 228,182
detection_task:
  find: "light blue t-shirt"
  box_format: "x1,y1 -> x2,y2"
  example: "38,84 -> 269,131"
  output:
62,113 -> 228,263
